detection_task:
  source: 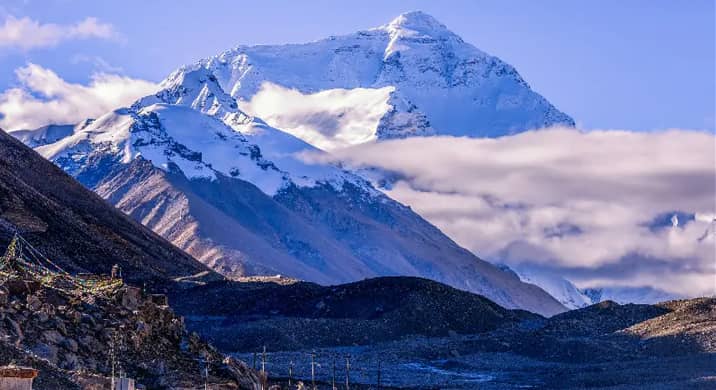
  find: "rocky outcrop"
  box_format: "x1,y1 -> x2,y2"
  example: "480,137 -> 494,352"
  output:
0,279 -> 260,389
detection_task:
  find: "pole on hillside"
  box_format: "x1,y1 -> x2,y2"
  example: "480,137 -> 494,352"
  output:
261,346 -> 266,374
332,355 -> 336,390
345,354 -> 351,390
310,351 -> 317,390
377,359 -> 381,390
288,359 -> 293,389
204,354 -> 210,390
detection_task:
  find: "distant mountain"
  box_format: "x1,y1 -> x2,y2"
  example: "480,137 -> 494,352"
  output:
185,11 -> 574,150
0,129 -> 215,288
582,286 -> 679,305
507,264 -> 679,309
498,264 -> 680,309
506,265 -> 592,310
11,67 -> 566,316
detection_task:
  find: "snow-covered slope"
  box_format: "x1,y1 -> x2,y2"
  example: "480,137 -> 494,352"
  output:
11,69 -> 566,316
506,264 -> 681,308
508,266 -> 592,310
178,11 -> 573,151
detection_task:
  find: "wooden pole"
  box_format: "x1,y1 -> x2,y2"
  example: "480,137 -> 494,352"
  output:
345,355 -> 351,390
262,346 -> 266,374
377,359 -> 381,390
332,356 -> 336,390
310,352 -> 316,390
288,359 -> 293,389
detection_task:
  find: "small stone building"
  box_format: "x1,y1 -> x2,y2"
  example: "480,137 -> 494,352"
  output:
0,366 -> 39,390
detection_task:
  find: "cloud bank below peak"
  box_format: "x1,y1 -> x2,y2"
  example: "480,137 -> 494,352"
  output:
302,128 -> 716,298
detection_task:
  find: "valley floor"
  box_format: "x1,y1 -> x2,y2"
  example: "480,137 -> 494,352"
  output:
237,336 -> 716,389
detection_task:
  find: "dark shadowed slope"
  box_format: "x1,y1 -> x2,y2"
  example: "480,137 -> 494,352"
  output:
171,276 -> 542,351
0,129 -> 217,287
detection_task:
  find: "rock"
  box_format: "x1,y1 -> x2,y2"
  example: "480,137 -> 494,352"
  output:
60,351 -> 80,370
42,329 -> 64,344
31,342 -> 58,362
36,311 -> 49,322
4,279 -> 41,295
80,313 -> 96,327
119,286 -> 142,310
149,294 -> 168,306
61,337 -> 79,353
26,294 -> 42,311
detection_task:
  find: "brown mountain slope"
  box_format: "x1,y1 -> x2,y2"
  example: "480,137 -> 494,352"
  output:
0,129 -> 217,288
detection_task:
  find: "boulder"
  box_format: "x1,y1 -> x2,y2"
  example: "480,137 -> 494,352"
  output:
119,286 -> 142,310
149,294 -> 168,306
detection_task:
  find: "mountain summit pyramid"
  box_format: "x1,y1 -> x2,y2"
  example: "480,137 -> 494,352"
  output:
186,10 -> 574,150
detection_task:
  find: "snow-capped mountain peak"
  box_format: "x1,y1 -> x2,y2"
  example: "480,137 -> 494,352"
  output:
380,11 -> 465,59
135,66 -> 252,128
385,11 -> 449,33
178,11 -> 573,150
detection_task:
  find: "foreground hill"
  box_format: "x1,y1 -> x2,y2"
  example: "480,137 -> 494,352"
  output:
171,276 -> 541,351
0,129 -> 216,288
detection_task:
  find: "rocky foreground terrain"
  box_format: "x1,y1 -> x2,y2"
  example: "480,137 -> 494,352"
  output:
0,277 -> 259,389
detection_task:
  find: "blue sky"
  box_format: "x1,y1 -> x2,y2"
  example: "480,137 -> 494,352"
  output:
0,0 -> 714,131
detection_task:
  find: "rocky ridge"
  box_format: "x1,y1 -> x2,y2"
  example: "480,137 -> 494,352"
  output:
0,277 -> 260,389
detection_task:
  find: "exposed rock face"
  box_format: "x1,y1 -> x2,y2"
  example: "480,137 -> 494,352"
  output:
0,279 -> 260,389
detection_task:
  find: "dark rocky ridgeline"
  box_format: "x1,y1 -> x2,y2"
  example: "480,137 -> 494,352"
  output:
0,279 -> 260,389
0,129 -> 219,290
170,276 -> 543,351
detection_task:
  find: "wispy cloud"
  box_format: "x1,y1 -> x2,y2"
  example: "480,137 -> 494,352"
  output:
70,54 -> 124,73
303,129 -> 716,297
0,15 -> 119,50
0,63 -> 158,130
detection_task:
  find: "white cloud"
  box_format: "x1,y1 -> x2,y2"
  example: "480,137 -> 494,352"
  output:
303,129 -> 716,297
0,63 -> 158,130
241,82 -> 394,150
0,15 -> 118,50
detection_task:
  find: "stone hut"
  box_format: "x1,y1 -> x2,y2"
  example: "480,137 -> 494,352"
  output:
0,365 -> 39,390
